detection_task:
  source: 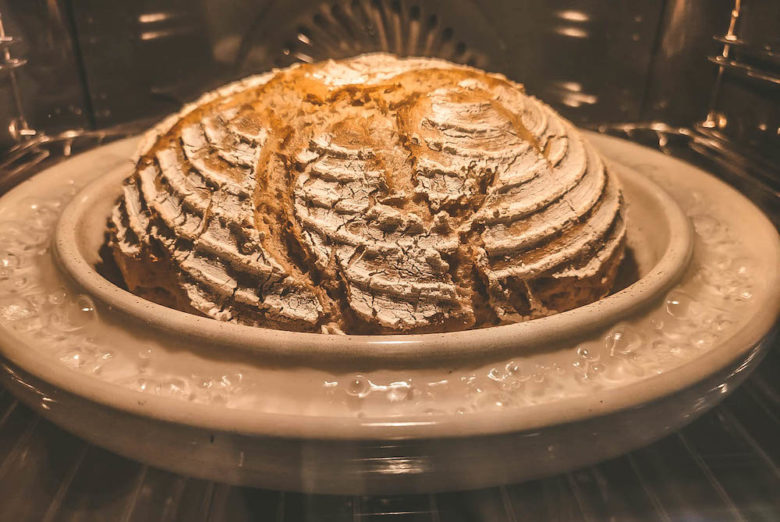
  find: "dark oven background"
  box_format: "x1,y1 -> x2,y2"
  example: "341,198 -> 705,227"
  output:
1,0 -> 778,175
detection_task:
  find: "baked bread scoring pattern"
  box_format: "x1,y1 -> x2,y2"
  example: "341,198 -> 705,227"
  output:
109,54 -> 626,334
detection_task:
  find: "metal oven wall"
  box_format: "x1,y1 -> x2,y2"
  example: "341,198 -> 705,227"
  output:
2,0 -> 775,163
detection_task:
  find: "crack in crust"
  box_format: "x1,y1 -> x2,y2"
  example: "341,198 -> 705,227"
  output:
107,53 -> 626,334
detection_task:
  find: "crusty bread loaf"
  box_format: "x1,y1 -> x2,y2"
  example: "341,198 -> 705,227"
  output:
108,53 -> 626,334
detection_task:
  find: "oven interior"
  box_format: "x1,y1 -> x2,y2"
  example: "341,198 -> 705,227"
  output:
0,0 -> 777,520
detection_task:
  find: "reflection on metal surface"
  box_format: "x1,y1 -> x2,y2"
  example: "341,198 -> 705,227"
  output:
704,0 -> 742,129
370,457 -> 427,475
273,0 -> 487,68
233,0 -> 506,75
138,12 -> 176,24
552,26 -> 588,39
707,55 -> 780,86
0,9 -> 33,143
555,10 -> 590,23
1,363 -> 56,410
594,121 -> 777,226
549,80 -> 598,108
0,125 -> 135,195
139,27 -> 197,41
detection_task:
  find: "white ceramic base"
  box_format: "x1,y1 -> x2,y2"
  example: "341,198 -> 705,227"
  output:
0,133 -> 777,493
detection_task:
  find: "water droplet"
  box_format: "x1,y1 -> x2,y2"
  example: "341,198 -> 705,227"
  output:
474,389 -> 514,410
0,296 -> 36,321
714,317 -> 733,331
387,382 -> 411,402
693,332 -> 716,349
0,251 -> 20,270
732,258 -> 752,278
692,214 -> 720,237
588,364 -> 604,377
650,339 -> 666,351
346,375 -> 371,398
220,372 -> 243,389
577,346 -> 592,358
59,349 -> 90,369
69,295 -> 96,326
48,289 -> 68,305
161,378 -> 191,399
505,361 -> 521,374
605,326 -> 642,356
49,295 -> 96,332
487,367 -> 505,382
665,290 -> 697,318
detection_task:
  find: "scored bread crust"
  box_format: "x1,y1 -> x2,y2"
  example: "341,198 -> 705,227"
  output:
108,53 -> 626,334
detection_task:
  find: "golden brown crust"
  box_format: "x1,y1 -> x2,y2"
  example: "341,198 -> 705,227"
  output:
108,53 -> 626,334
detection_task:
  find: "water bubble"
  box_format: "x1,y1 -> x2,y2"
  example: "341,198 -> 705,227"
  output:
587,364 -> 605,378
386,382 -> 412,402
49,295 -> 96,332
665,290 -> 698,319
487,367 -> 505,382
692,215 -> 720,237
576,346 -> 592,359
732,258 -> 752,278
0,220 -> 51,249
69,295 -> 96,327
714,316 -> 733,332
669,343 -> 684,356
345,375 -> 371,398
735,290 -> 753,302
48,289 -> 68,305
0,296 -> 36,322
160,378 -> 192,400
650,339 -> 666,351
692,332 -> 717,349
0,251 -> 20,271
220,372 -> 243,389
59,350 -> 87,369
0,274 -> 32,294
605,326 -> 642,356
19,198 -> 60,229
136,348 -> 153,372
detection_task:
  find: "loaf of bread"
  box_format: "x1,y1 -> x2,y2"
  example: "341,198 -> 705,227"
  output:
108,53 -> 626,334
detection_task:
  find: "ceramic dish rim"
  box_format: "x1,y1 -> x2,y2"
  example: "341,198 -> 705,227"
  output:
52,161 -> 693,365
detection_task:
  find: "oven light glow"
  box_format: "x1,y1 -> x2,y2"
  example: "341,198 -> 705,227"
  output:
138,12 -> 173,24
556,10 -> 590,23
554,26 -> 589,39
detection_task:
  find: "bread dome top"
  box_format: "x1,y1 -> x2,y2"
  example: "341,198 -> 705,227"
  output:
109,54 -> 625,334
